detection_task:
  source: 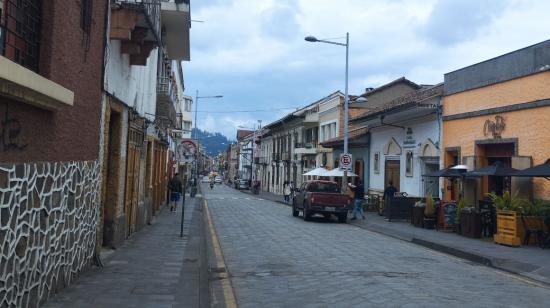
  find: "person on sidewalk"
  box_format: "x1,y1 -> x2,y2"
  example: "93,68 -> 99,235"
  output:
169,173 -> 183,212
349,180 -> 365,220
383,180 -> 397,204
283,181 -> 291,203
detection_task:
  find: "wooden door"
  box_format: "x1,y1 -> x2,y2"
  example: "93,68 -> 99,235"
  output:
124,127 -> 142,235
385,160 -> 400,192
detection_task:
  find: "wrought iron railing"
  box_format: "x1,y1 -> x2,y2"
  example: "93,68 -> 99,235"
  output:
116,0 -> 161,44
1,0 -> 42,72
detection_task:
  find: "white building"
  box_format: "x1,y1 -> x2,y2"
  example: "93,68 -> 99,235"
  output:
354,84 -> 444,198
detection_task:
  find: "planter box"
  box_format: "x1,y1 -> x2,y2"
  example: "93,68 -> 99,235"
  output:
460,211 -> 481,239
411,206 -> 425,227
494,211 -> 547,246
494,210 -> 521,247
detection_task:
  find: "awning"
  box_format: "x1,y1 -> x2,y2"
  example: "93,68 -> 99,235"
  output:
512,159 -> 550,178
423,167 -> 464,178
463,161 -> 519,177
303,167 -> 329,176
325,168 -> 358,177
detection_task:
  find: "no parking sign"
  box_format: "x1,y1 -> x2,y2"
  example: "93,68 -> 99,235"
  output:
340,153 -> 352,170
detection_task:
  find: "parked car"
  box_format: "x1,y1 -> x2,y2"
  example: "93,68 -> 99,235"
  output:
236,179 -> 250,190
201,176 -> 210,183
214,176 -> 222,184
292,180 -> 350,223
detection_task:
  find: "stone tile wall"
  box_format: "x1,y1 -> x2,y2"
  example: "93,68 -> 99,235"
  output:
0,161 -> 100,308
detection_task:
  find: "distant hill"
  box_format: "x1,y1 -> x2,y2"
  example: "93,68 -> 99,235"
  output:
192,128 -> 234,156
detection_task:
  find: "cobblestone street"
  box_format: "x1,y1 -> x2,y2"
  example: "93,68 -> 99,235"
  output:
204,184 -> 550,308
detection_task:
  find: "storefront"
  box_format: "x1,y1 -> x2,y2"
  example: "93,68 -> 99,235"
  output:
442,39 -> 550,204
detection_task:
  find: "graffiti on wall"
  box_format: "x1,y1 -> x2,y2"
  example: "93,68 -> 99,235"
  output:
0,102 -> 27,151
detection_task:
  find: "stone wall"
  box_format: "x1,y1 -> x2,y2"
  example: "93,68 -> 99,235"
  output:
0,161 -> 100,308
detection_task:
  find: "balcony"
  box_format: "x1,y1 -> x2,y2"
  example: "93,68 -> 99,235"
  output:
294,142 -> 318,155
281,152 -> 290,161
161,0 -> 191,61
156,76 -> 178,128
111,0 -> 161,65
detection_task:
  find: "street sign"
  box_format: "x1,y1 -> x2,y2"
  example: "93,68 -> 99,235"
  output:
340,153 -> 352,170
176,139 -> 197,164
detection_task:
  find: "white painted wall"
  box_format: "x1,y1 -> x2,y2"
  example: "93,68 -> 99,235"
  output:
104,40 -> 158,119
369,115 -> 440,197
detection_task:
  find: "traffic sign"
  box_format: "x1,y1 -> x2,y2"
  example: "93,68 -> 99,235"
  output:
340,153 -> 352,170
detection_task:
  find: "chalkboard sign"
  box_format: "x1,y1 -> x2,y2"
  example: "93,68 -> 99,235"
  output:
442,202 -> 458,226
438,201 -> 458,231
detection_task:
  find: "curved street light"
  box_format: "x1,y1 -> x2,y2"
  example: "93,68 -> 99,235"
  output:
305,32 -> 350,192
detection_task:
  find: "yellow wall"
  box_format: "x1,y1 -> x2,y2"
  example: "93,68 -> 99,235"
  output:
443,71 -> 550,200
444,71 -> 550,116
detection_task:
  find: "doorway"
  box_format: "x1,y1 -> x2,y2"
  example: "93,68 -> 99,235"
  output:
102,108 -> 122,248
423,162 -> 439,197
384,159 -> 400,192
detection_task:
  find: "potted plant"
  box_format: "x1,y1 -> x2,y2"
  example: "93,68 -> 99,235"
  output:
457,199 -> 481,238
412,200 -> 426,228
423,194 -> 436,229
487,191 -> 529,247
521,200 -> 549,245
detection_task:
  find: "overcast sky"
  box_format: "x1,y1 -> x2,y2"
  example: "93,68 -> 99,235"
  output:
183,0 -> 550,139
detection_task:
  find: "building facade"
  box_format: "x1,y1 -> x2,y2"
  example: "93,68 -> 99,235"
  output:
0,1 -> 107,306
442,40 -> 550,204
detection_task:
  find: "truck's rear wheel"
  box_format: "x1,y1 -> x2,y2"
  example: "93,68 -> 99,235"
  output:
338,213 -> 347,223
303,207 -> 311,221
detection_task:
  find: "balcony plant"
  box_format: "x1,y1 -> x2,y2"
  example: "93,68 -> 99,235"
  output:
423,194 -> 436,229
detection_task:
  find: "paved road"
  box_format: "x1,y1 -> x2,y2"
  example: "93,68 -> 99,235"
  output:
204,184 -> 550,308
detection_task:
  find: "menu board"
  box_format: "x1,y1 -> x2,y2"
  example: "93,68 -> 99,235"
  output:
442,201 -> 458,226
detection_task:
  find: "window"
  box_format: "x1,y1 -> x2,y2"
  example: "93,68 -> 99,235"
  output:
184,99 -> 192,112
183,121 -> 191,131
307,182 -> 339,193
320,122 -> 337,142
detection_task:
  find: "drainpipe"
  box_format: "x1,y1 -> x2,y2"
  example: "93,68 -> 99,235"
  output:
365,131 -> 371,193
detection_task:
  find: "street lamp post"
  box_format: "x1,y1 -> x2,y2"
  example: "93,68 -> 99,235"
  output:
305,32 -> 350,192
193,90 -> 223,183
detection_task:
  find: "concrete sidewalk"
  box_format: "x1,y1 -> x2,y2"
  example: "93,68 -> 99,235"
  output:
43,195 -> 209,308
352,213 -> 550,285
237,184 -> 550,285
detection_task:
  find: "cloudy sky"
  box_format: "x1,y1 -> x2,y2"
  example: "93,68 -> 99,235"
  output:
184,0 -> 550,139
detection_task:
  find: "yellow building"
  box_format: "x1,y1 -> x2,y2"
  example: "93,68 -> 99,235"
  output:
442,40 -> 550,204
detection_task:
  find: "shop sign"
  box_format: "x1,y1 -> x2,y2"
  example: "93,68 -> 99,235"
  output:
484,115 -> 505,139
403,127 -> 416,148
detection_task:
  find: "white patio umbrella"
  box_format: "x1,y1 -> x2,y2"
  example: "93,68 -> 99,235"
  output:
303,167 -> 329,176
326,168 -> 358,177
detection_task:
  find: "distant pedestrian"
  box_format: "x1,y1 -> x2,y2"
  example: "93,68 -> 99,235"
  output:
349,180 -> 365,220
289,181 -> 295,200
384,180 -> 397,201
168,173 -> 183,212
283,181 -> 291,203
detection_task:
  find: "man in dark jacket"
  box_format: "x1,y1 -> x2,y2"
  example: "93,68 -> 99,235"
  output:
169,173 -> 183,212
349,179 -> 365,220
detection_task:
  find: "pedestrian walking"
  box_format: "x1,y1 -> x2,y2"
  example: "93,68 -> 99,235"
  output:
283,181 -> 291,203
383,180 -> 397,204
349,179 -> 365,220
168,173 -> 183,212
289,181 -> 295,201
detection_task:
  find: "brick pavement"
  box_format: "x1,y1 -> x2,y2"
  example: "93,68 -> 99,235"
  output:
206,184 -> 550,308
238,184 -> 550,286
42,195 -> 209,308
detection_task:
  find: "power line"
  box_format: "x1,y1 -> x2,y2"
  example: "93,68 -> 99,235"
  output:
196,107 -> 297,113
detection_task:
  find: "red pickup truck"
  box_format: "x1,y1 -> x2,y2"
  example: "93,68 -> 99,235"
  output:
292,180 -> 351,223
